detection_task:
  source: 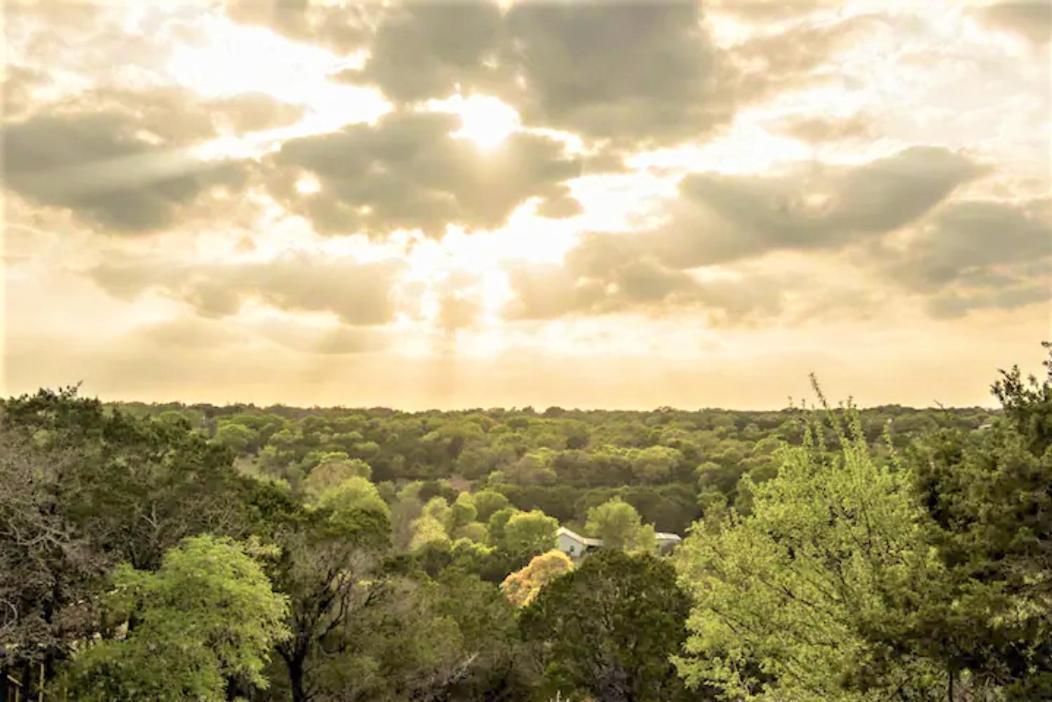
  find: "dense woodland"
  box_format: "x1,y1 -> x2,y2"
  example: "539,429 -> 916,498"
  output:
2,347 -> 1049,701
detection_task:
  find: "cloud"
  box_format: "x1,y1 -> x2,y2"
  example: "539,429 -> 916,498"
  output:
502,0 -> 724,146
504,234 -> 784,324
885,198 -> 1051,316
776,113 -> 875,142
0,82 -> 310,233
88,254 -> 405,325
979,2 -> 1052,44
223,0 -> 373,52
351,0 -> 506,103
268,109 -> 581,236
1,110 -> 247,233
647,146 -> 981,266
504,146 -> 989,323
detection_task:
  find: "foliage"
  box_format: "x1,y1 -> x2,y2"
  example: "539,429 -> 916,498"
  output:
500,549 -> 573,608
904,348 -> 1052,698
501,509 -> 559,560
585,497 -> 657,553
62,536 -> 289,701
316,475 -> 390,519
522,550 -> 695,702
676,404 -> 946,701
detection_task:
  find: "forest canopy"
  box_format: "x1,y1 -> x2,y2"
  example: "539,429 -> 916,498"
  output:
1,348 -> 1048,701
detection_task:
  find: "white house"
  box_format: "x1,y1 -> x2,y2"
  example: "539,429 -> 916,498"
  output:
655,532 -> 683,554
556,526 -> 683,558
556,526 -> 602,559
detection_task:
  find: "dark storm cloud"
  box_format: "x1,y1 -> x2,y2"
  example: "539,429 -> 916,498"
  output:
979,1 -> 1052,44
89,254 -> 405,325
268,110 -> 581,236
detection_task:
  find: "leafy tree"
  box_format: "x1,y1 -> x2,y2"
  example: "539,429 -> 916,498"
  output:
302,455 -> 372,498
213,421 -> 259,454
410,514 -> 450,551
450,491 -> 479,529
472,488 -> 511,522
905,349 -> 1052,697
486,506 -> 520,546
316,476 -> 390,519
501,509 -> 558,560
62,536 -> 289,701
453,521 -> 488,543
586,498 -> 656,553
522,550 -> 694,702
676,405 -> 945,700
268,507 -> 390,702
500,549 -> 573,608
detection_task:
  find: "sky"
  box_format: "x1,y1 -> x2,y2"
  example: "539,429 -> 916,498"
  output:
2,0 -> 1050,410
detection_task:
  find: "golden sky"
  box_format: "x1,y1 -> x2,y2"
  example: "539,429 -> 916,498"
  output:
2,0 -> 1050,409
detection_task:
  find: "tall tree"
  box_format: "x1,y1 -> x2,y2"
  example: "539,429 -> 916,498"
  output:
522,550 -> 694,702
676,405 -> 946,701
906,347 -> 1052,698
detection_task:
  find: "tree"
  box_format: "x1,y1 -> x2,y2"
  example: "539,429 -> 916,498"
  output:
62,536 -> 289,701
472,489 -> 511,522
486,506 -> 520,546
302,456 -> 372,498
0,426 -> 107,690
500,549 -> 573,608
316,476 -> 390,519
268,508 -> 390,702
676,405 -> 945,701
410,514 -> 450,551
450,491 -> 478,529
212,421 -> 258,454
501,509 -> 558,559
585,498 -> 656,553
521,550 -> 694,702
0,388 -> 264,697
905,348 -> 1052,698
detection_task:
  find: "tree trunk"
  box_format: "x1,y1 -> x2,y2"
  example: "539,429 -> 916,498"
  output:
287,653 -> 308,702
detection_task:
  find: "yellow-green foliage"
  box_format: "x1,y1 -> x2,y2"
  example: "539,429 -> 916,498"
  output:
501,549 -> 574,607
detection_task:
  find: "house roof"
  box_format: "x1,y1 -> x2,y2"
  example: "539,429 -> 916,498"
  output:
556,526 -> 603,547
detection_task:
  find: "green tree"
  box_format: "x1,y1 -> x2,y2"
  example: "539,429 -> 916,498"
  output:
586,497 -> 656,553
268,507 -> 390,702
63,536 -> 289,701
316,476 -> 390,519
486,506 -> 520,546
302,455 -> 372,498
501,509 -> 558,559
521,550 -> 694,702
450,491 -> 478,529
905,349 -> 1052,697
472,489 -> 511,521
676,405 -> 944,701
